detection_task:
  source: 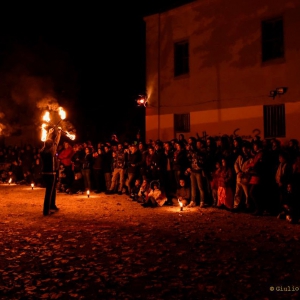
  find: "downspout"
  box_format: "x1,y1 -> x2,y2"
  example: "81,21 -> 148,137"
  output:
157,11 -> 161,140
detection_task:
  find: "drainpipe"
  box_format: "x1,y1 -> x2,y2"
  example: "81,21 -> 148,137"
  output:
157,11 -> 161,140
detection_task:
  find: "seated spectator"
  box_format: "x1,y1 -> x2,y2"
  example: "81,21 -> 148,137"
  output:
142,181 -> 167,208
129,178 -> 142,201
137,179 -> 151,203
171,178 -> 190,207
277,183 -> 299,224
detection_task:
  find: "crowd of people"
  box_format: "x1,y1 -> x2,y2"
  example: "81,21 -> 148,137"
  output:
1,131 -> 300,223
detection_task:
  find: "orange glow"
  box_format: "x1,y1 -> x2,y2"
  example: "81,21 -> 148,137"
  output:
42,111 -> 50,123
58,107 -> 66,120
41,124 -> 47,141
8,178 -> 12,185
31,183 -> 34,189
65,131 -> 75,140
178,199 -> 183,211
87,190 -> 90,198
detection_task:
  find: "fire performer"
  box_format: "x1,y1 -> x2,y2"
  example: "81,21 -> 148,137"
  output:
40,127 -> 62,216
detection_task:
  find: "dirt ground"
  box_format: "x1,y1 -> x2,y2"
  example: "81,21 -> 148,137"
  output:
0,183 -> 300,300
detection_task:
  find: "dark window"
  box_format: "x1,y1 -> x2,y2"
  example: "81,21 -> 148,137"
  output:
174,113 -> 190,132
174,41 -> 189,76
263,104 -> 285,138
262,17 -> 284,62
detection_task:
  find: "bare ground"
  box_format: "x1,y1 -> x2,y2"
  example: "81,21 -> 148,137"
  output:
0,183 -> 300,300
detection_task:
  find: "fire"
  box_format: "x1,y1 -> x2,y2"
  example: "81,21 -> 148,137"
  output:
8,178 -> 12,184
41,124 -> 48,141
58,107 -> 66,120
65,131 -> 75,140
42,111 -> 50,122
31,183 -> 34,190
87,190 -> 90,198
178,199 -> 183,211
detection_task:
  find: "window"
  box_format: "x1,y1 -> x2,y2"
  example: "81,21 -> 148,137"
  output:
174,40 -> 189,76
174,113 -> 190,132
262,17 -> 284,62
263,104 -> 285,138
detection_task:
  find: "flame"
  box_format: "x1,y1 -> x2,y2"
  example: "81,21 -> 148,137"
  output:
31,183 -> 34,189
65,131 -> 75,140
41,124 -> 48,141
58,107 -> 66,120
42,111 -> 51,122
87,190 -> 90,197
178,199 -> 183,207
8,178 -> 12,184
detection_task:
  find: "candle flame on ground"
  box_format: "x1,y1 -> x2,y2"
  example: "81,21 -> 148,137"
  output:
178,199 -> 183,207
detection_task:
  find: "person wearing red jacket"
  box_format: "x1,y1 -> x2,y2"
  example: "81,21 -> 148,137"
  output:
58,141 -> 74,193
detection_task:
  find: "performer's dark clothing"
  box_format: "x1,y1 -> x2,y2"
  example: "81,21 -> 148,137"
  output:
40,131 -> 61,216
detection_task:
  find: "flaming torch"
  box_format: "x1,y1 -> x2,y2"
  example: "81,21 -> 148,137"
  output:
87,190 -> 90,198
58,107 -> 66,120
42,111 -> 51,123
41,124 -> 48,142
31,183 -> 34,190
178,199 -> 183,211
65,131 -> 76,141
40,106 -> 75,141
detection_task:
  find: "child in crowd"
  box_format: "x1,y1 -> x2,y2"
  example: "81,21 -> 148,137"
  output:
137,179 -> 150,203
142,181 -> 167,208
171,178 -> 190,207
277,183 -> 299,224
130,178 -> 142,201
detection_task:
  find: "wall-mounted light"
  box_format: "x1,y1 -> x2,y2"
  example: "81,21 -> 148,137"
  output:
136,94 -> 148,107
269,87 -> 288,99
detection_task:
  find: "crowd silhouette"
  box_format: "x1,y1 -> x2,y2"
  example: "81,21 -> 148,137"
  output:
1,132 -> 299,223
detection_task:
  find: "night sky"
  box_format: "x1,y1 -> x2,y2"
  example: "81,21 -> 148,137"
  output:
0,1 -> 194,144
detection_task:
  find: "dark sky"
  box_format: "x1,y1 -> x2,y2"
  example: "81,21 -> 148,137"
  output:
0,1 -> 194,143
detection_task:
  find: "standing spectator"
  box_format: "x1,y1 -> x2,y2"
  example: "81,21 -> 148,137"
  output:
138,142 -> 148,181
106,143 -> 127,195
58,141 -> 74,193
232,142 -> 252,212
274,151 -> 293,213
217,157 -> 234,210
40,127 -> 61,216
103,144 -> 113,192
164,141 -> 175,205
210,160 -> 221,207
92,147 -> 105,193
172,141 -> 189,189
81,147 -> 93,192
125,144 -> 142,195
186,140 -> 207,208
245,140 -> 265,215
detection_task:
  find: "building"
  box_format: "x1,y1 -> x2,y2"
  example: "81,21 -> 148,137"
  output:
143,0 -> 300,144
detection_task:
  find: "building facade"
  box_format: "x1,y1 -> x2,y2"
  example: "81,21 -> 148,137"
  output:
144,0 -> 300,144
